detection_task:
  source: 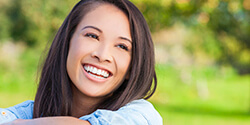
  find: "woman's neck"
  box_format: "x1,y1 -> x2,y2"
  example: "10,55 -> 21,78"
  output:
71,85 -> 104,118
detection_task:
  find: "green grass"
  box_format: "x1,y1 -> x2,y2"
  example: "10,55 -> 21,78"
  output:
1,47 -> 250,124
0,47 -> 39,107
150,64 -> 250,125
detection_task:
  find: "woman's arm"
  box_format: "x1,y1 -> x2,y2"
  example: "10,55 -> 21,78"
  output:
2,117 -> 91,125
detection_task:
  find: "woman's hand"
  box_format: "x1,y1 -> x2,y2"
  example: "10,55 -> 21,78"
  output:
1,117 -> 91,125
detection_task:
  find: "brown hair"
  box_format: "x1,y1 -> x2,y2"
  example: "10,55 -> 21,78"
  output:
33,0 -> 157,118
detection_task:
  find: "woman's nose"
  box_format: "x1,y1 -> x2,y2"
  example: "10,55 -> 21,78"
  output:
91,44 -> 112,63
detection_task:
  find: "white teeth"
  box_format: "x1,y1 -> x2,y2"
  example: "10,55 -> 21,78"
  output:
86,66 -> 90,71
93,67 -> 97,74
84,65 -> 110,78
101,70 -> 105,75
89,73 -> 105,79
104,72 -> 109,78
97,69 -> 102,75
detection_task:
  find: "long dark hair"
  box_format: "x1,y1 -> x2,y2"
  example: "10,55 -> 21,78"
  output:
33,0 -> 157,118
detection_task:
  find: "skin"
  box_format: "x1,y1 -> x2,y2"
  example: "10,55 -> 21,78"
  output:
2,118 -> 91,125
5,3 -> 132,125
68,3 -> 132,117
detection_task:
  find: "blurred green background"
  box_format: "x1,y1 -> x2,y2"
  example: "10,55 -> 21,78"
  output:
0,0 -> 250,124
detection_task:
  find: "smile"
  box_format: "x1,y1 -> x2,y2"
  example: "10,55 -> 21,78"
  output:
83,64 -> 111,80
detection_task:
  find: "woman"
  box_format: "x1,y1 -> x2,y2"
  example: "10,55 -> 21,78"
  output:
0,0 -> 162,124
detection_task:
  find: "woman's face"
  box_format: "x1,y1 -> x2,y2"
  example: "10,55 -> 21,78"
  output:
67,4 -> 132,99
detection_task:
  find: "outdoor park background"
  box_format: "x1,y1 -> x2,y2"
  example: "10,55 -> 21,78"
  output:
0,0 -> 250,124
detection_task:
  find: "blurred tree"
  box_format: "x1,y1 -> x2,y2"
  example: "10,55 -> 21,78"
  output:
131,0 -> 250,74
0,0 -> 249,74
206,0 -> 250,74
0,0 -> 76,45
0,0 -> 11,40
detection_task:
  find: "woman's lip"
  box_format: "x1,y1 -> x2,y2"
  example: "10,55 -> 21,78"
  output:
82,63 -> 113,76
82,64 -> 111,83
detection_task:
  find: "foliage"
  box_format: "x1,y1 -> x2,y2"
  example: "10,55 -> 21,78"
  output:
130,0 -> 250,74
0,0 -> 249,73
0,0 -> 76,45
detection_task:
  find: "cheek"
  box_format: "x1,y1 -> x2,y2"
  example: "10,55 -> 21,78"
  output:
66,40 -> 84,78
66,49 -> 78,82
67,46 -> 80,70
67,39 -> 89,65
114,52 -> 131,74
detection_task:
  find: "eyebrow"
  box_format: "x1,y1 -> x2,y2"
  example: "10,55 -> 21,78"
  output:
119,37 -> 132,43
81,25 -> 102,33
82,25 -> 132,43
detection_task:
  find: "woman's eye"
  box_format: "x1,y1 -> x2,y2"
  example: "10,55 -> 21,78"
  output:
117,44 -> 129,51
85,33 -> 99,40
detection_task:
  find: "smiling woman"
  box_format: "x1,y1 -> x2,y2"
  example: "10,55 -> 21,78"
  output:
67,5 -> 132,99
0,0 -> 162,125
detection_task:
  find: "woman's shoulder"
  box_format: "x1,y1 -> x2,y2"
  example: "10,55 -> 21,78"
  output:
80,99 -> 163,125
0,100 -> 34,124
123,99 -> 157,108
120,99 -> 163,124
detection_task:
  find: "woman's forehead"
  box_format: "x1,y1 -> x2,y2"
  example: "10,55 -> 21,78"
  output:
77,4 -> 131,40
